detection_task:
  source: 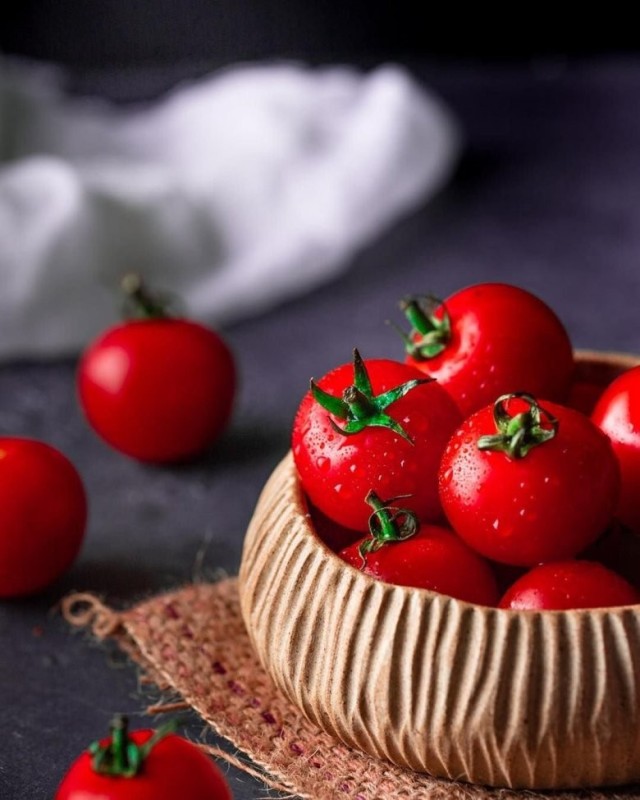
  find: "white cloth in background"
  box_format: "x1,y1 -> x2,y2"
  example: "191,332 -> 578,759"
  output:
0,60 -> 461,360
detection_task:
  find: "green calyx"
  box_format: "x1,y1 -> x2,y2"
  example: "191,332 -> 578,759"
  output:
477,393 -> 559,459
358,491 -> 419,563
310,348 -> 433,443
89,715 -> 179,778
120,273 -> 176,321
393,294 -> 451,360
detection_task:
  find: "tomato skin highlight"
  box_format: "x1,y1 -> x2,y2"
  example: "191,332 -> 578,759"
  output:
499,560 -> 640,610
439,398 -> 620,567
78,318 -> 235,463
292,358 -> 462,531
403,283 -> 574,418
591,365 -> 640,535
0,438 -> 87,598
55,729 -> 232,800
339,523 -> 498,605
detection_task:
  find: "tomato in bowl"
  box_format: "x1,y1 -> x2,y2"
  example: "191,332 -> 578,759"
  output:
239,351 -> 640,791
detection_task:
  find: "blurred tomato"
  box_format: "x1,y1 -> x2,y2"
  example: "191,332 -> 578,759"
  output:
0,438 -> 86,597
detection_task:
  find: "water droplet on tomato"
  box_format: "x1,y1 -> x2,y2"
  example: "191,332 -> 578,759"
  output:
316,456 -> 331,472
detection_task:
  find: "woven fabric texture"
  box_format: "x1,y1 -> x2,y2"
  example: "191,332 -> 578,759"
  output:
63,579 -> 640,800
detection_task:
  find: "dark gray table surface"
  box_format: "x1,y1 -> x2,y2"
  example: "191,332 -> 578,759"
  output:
2,57 -> 640,799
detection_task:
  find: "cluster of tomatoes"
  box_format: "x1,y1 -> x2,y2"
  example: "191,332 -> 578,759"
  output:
0,274 -> 236,600
1,276 -> 236,797
292,283 -> 640,610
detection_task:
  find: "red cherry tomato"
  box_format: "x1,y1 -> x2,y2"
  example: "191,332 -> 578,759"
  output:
439,393 -> 619,566
340,511 -> 498,605
78,317 -> 235,463
292,350 -> 462,531
396,283 -> 574,417
55,718 -> 232,800
591,365 -> 640,534
0,438 -> 86,598
499,560 -> 639,610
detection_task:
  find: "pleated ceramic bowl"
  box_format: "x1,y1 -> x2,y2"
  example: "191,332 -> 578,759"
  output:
239,351 -> 640,790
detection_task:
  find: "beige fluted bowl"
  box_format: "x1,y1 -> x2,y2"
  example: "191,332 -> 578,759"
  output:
239,351 -> 640,790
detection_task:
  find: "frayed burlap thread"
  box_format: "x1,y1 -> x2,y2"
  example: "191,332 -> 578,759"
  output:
62,580 -> 640,800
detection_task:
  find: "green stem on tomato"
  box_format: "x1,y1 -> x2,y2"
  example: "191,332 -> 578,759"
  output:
358,491 -> 419,563
477,392 -> 559,459
310,349 -> 433,443
120,273 -> 175,320
394,295 -> 451,360
89,715 -> 180,778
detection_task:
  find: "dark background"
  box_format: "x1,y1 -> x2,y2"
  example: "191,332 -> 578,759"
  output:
1,2 -> 638,68
2,8 -> 640,800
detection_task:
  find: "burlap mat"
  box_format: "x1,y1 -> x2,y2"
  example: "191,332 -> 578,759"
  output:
62,579 -> 640,800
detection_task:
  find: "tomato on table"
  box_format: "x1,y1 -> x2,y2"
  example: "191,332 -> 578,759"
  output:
499,560 -> 640,610
592,365 -> 640,535
439,393 -> 620,566
55,716 -> 232,800
292,349 -> 462,531
78,275 -> 235,463
339,492 -> 498,605
394,283 -> 574,417
0,437 -> 87,598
